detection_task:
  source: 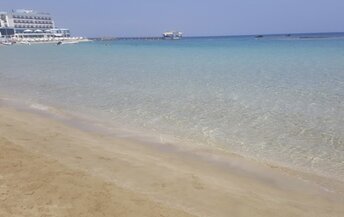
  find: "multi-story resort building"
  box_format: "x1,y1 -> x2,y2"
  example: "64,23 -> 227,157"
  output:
0,9 -> 72,40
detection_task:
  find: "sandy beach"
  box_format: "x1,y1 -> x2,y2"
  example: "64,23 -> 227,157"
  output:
1,103 -> 344,217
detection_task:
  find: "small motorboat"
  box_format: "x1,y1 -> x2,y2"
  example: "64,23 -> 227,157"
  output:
57,41 -> 79,45
18,41 -> 31,45
1,41 -> 14,46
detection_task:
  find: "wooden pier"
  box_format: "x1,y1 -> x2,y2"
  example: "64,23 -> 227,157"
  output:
92,37 -> 163,41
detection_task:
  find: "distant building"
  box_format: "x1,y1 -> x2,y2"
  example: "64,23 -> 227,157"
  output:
0,11 -> 14,37
162,31 -> 183,40
0,9 -> 70,38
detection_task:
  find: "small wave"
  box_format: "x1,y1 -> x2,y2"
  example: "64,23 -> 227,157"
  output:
29,103 -> 50,111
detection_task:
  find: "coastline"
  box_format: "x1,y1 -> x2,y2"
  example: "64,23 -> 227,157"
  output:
1,97 -> 344,216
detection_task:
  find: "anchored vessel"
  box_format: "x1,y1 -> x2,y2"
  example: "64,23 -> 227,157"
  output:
162,31 -> 183,40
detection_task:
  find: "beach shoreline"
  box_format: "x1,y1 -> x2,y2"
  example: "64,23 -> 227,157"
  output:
1,97 -> 344,216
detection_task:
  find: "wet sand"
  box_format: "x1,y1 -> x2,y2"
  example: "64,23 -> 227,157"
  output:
1,105 -> 344,217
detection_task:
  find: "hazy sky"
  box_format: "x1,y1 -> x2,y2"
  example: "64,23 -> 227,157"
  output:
1,0 -> 343,37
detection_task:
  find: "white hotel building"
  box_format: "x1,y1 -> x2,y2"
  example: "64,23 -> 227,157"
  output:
0,9 -> 70,38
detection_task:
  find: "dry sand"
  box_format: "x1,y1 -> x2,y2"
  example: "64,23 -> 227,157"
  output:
1,105 -> 344,217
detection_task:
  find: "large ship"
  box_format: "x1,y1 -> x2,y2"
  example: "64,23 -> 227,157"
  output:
162,31 -> 183,40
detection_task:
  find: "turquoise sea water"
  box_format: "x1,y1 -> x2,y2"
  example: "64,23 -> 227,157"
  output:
1,34 -> 344,180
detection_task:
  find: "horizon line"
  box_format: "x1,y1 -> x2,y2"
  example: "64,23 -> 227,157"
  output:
87,31 -> 344,39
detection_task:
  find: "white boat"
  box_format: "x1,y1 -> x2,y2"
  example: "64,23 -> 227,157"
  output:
0,41 -> 14,46
18,41 -> 31,45
57,40 -> 80,45
162,31 -> 183,40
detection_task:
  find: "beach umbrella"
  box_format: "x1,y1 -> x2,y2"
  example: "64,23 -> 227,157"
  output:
23,29 -> 33,33
34,29 -> 43,33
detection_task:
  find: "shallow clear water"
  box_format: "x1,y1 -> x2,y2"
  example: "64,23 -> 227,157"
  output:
1,35 -> 344,180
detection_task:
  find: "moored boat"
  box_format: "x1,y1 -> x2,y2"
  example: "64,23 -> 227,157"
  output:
0,41 -> 14,45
